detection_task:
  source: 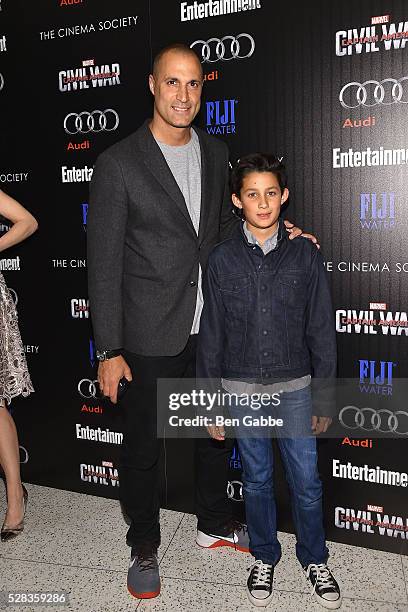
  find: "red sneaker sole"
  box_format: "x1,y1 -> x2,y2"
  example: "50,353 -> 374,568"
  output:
197,539 -> 249,553
127,585 -> 160,599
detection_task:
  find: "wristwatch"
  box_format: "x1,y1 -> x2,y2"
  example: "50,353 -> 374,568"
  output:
96,349 -> 122,362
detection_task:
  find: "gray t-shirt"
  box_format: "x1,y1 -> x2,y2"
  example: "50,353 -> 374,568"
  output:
155,129 -> 203,334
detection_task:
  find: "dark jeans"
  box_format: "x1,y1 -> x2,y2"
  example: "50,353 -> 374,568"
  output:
119,335 -> 233,548
228,386 -> 329,566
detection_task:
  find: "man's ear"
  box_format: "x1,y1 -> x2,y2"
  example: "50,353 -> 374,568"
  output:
148,74 -> 155,96
232,193 -> 243,210
281,188 -> 289,206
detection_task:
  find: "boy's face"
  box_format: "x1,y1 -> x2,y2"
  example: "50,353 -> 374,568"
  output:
232,171 -> 289,234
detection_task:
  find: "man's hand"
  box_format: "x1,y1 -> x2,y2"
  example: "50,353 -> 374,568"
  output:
206,424 -> 226,441
311,415 -> 332,435
284,219 -> 320,249
98,355 -> 132,404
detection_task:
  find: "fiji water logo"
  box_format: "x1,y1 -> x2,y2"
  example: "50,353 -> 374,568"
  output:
229,444 -> 242,470
89,338 -> 96,367
82,203 -> 88,231
206,99 -> 238,135
360,193 -> 395,229
358,359 -> 396,396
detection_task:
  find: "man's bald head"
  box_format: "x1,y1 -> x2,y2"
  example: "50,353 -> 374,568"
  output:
152,43 -> 203,80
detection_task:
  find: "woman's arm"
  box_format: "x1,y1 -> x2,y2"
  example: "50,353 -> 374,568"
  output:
0,190 -> 38,252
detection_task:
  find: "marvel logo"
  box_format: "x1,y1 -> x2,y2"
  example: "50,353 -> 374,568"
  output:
369,303 -> 387,310
371,15 -> 390,25
367,504 -> 384,512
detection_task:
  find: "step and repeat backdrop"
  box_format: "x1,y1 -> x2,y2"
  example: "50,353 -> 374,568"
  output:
1,0 -> 407,555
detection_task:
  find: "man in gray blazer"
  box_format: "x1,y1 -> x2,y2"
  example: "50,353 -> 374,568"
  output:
88,43 -> 310,600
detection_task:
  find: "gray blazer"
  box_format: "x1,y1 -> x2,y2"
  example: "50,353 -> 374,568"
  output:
87,120 -> 236,356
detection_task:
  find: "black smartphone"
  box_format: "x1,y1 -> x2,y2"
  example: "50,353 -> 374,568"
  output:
117,377 -> 130,401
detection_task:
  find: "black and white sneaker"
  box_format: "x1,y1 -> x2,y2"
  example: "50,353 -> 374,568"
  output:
246,559 -> 274,607
304,563 -> 341,609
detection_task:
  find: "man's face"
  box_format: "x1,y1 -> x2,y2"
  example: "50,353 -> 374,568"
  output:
149,51 -> 203,129
232,172 -> 289,234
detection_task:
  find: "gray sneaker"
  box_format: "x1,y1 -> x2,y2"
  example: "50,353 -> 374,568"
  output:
127,544 -> 160,599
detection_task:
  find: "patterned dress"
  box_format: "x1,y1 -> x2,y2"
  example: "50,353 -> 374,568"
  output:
0,272 -> 34,405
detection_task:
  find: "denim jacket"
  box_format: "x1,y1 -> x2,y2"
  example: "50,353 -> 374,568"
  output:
197,220 -> 337,386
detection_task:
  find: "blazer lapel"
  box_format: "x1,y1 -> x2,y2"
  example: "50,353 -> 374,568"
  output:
197,129 -> 214,245
141,122 -> 196,233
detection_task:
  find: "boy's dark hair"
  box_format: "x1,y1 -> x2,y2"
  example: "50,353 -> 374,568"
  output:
152,43 -> 203,78
230,153 -> 288,197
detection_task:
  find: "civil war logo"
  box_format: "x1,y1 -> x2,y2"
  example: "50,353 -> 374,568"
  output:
336,15 -> 408,55
80,460 -> 119,486
336,302 -> 408,335
58,59 -> 120,93
335,504 -> 408,539
206,98 -> 238,135
71,298 -> 89,319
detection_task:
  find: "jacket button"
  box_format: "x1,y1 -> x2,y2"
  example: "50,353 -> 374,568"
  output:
263,351 -> 268,357
262,330 -> 268,336
190,281 -> 197,287
261,307 -> 267,313
261,284 -> 267,291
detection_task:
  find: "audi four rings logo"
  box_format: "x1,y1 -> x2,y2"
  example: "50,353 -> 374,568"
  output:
339,406 -> 408,435
339,78 -> 408,108
78,379 -> 102,399
191,34 -> 255,63
227,480 -> 243,502
64,109 -> 120,134
0,73 -> 4,91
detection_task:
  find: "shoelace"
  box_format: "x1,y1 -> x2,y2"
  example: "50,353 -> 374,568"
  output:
133,548 -> 157,572
307,564 -> 335,594
224,519 -> 248,551
248,560 -> 273,588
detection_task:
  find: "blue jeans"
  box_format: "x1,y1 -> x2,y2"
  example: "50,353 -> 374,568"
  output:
228,385 -> 329,566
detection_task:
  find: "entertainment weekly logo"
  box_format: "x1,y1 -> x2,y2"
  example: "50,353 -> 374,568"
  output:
335,504 -> 408,539
332,459 -> 408,487
333,146 -> 408,168
336,14 -> 408,56
181,0 -> 261,22
58,59 -> 121,93
336,303 -> 408,335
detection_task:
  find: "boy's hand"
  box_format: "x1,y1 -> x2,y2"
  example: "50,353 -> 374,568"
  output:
311,415 -> 332,435
206,424 -> 226,441
284,219 -> 320,249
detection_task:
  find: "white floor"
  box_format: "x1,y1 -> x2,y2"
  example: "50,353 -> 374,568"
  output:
0,484 -> 407,612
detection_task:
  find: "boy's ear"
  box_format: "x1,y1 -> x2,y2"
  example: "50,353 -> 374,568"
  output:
280,188 -> 289,206
232,193 -> 243,209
